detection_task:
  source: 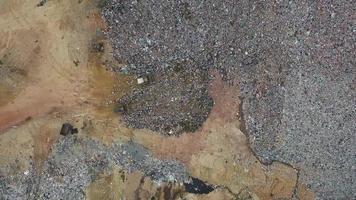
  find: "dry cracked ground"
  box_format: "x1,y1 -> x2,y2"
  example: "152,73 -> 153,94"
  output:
0,0 -> 354,200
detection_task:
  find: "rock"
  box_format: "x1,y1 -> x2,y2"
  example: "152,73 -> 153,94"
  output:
60,123 -> 78,136
184,177 -> 214,194
37,0 -> 47,7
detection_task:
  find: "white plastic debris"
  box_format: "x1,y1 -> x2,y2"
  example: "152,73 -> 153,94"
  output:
137,77 -> 145,84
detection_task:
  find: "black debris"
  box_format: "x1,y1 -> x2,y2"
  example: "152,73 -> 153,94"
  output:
73,60 -> 80,66
184,177 -> 214,194
60,123 -> 78,136
37,0 -> 47,7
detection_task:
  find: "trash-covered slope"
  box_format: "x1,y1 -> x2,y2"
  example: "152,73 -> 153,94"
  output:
102,0 -> 355,199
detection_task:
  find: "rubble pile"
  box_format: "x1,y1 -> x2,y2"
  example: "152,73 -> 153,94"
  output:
102,0 -> 355,198
0,135 -> 190,199
117,68 -> 213,135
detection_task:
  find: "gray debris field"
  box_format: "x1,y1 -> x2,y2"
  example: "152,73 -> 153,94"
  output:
0,135 -> 189,200
102,0 -> 355,199
117,68 -> 213,135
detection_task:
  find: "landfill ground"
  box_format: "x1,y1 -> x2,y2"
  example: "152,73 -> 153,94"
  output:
0,0 -> 354,200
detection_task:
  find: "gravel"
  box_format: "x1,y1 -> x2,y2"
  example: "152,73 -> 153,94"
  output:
0,135 -> 189,200
102,0 -> 356,199
117,68 -> 213,135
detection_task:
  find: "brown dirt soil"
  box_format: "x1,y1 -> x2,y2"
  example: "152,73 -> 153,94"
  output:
0,0 -> 127,132
0,0 -> 135,177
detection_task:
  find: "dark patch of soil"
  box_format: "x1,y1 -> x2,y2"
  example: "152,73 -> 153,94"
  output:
117,68 -> 213,135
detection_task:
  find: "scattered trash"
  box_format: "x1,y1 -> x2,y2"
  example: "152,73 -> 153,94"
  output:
137,77 -> 145,85
100,0 -> 355,198
136,74 -> 154,85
